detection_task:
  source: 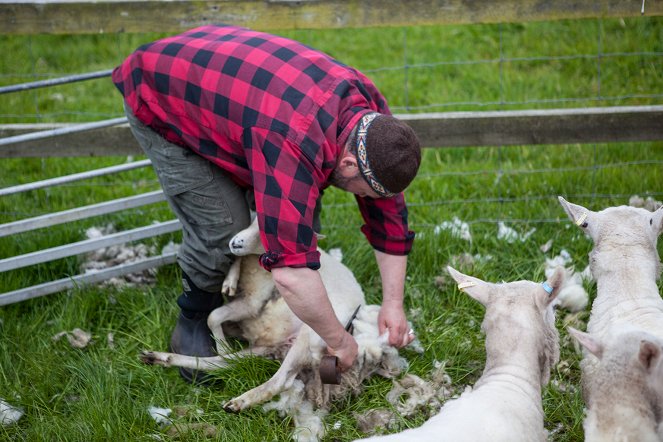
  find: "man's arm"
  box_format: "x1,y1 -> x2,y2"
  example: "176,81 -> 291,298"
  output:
271,266 -> 359,371
374,250 -> 415,348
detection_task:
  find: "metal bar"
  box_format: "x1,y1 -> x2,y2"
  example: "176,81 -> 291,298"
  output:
0,69 -> 113,95
0,159 -> 152,196
0,190 -> 166,237
0,220 -> 181,272
0,117 -> 127,146
0,252 -> 178,306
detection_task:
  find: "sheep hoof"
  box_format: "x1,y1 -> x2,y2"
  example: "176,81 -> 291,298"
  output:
139,350 -> 171,367
221,282 -> 237,297
222,400 -> 242,413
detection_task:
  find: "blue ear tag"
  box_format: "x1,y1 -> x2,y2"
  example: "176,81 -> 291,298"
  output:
541,281 -> 554,295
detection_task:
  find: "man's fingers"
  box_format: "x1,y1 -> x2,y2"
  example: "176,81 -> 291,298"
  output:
388,327 -> 403,346
397,328 -> 415,348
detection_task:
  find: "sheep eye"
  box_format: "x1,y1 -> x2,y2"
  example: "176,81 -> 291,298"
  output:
651,219 -> 654,225
581,222 -> 588,228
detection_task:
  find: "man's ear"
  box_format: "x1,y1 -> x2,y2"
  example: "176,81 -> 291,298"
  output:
338,153 -> 359,178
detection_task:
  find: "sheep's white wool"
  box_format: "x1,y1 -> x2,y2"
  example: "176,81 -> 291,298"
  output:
629,194 -> 662,212
0,399 -> 23,425
545,249 -> 572,268
543,250 -> 589,312
497,222 -> 536,243
160,241 -> 180,255
52,328 -> 92,349
434,217 -> 472,242
354,409 -> 398,435
81,224 -> 157,287
387,374 -> 439,417
263,380 -> 328,442
540,239 -> 553,253
147,406 -> 172,426
556,285 -> 589,313
327,248 -> 343,262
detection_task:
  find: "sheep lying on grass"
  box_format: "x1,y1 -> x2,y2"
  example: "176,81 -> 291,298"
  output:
141,218 -> 409,442
558,197 -> 663,440
354,266 -> 564,442
568,326 -> 663,441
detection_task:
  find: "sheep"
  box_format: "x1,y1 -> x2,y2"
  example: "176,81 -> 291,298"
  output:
568,326 -> 663,441
558,197 -> 663,440
557,197 -> 663,340
140,218 -> 409,441
354,266 -> 564,442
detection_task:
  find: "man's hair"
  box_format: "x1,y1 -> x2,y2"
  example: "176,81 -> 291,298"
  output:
350,114 -> 421,195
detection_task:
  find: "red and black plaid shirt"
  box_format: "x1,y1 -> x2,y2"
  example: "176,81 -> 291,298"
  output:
113,25 -> 414,270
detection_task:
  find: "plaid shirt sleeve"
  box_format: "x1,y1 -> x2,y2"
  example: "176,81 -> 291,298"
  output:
357,194 -> 415,255
243,126 -> 325,271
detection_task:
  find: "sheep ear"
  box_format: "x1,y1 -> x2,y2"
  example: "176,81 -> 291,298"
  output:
652,206 -> 663,236
558,196 -> 593,229
568,327 -> 603,359
639,340 -> 662,372
542,266 -> 565,305
447,266 -> 491,306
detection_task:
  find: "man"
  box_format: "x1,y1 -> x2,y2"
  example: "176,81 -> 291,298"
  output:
112,24 -> 421,382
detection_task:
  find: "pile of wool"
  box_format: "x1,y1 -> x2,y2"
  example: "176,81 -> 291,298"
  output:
629,195 -> 662,212
80,224 -> 159,287
544,249 -> 591,312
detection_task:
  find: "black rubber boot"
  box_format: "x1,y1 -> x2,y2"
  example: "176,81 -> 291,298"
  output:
170,272 -> 223,384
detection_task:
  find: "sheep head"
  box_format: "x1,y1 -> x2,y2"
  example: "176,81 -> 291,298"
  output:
568,327 -> 663,414
558,196 -> 663,249
229,217 -> 264,256
446,266 -> 564,386
228,216 -> 327,257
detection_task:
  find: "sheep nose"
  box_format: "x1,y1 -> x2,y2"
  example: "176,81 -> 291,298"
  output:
230,238 -> 244,251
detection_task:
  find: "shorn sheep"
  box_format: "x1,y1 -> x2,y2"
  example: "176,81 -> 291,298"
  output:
568,326 -> 663,441
140,218 -> 409,442
558,197 -> 663,440
354,266 -> 564,442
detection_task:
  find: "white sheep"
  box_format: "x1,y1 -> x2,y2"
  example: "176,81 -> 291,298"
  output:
354,266 -> 564,442
558,198 -> 663,339
140,218 -> 409,442
568,326 -> 663,441
558,197 -> 663,440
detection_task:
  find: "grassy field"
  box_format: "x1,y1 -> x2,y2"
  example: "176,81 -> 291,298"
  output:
1,17 -> 663,441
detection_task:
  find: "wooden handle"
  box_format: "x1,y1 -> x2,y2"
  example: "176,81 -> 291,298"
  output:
319,355 -> 341,384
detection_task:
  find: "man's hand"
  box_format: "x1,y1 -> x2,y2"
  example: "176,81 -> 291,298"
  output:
378,301 -> 415,348
325,330 -> 359,372
374,250 -> 413,348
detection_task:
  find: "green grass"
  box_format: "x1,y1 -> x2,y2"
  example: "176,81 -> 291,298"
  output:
1,17 -> 663,442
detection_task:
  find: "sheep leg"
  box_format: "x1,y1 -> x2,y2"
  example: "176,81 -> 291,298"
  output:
208,297 -> 269,354
221,257 -> 242,297
140,346 -> 271,371
223,328 -> 313,412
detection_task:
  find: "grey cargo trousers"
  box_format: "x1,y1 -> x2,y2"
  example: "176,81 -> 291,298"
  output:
124,104 -> 252,293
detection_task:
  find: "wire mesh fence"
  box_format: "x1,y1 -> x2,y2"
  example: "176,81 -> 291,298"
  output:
0,17 -> 662,292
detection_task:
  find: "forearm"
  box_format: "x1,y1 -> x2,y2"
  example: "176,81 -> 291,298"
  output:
375,250 -> 407,306
271,266 -> 347,347
374,250 -> 413,347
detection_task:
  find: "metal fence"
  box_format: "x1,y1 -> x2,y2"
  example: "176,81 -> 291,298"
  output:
1,7 -> 662,304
